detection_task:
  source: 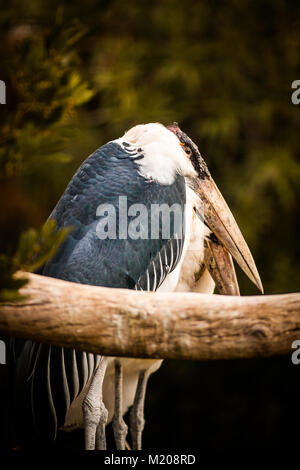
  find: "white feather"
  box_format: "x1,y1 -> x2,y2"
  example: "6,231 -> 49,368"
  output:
115,123 -> 196,185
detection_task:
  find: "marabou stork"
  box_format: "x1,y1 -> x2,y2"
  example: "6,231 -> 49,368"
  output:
10,123 -> 263,450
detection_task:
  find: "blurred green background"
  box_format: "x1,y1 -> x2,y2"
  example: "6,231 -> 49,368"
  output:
0,0 -> 299,450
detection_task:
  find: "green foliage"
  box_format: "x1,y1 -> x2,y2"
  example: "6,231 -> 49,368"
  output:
0,13 -> 93,300
0,220 -> 72,302
0,255 -> 28,302
14,219 -> 73,272
0,18 -> 94,178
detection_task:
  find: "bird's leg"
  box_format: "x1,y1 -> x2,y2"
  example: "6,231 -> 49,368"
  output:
82,357 -> 108,450
112,359 -> 128,450
129,369 -> 149,450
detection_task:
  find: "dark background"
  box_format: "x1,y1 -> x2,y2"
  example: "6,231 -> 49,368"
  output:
0,0 -> 300,450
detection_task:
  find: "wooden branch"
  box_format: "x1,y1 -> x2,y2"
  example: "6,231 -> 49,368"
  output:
0,272 -> 300,360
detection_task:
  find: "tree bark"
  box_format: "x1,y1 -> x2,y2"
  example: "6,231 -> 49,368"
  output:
0,272 -> 299,360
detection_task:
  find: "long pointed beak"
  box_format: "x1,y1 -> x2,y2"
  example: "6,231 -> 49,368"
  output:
195,175 -> 263,293
204,234 -> 240,296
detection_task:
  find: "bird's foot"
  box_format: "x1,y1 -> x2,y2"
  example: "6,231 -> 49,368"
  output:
113,416 -> 128,450
129,370 -> 149,450
129,412 -> 145,450
95,402 -> 109,450
112,360 -> 128,450
83,357 -> 108,450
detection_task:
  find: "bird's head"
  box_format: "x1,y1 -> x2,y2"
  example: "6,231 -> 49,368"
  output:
167,122 -> 210,179
167,122 -> 263,293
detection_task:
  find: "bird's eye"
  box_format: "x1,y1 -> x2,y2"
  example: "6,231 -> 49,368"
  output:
180,142 -> 192,157
185,146 -> 192,157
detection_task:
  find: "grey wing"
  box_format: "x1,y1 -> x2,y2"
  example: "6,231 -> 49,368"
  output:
10,141 -> 186,444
